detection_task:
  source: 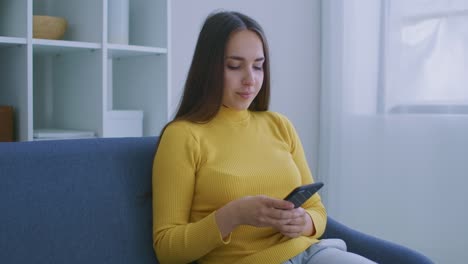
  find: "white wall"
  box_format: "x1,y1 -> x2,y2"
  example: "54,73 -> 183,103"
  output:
321,0 -> 468,262
171,0 -> 322,177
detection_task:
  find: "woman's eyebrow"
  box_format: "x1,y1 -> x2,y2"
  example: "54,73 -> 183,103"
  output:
226,56 -> 265,61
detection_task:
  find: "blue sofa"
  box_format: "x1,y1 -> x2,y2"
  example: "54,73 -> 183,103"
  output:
0,137 -> 433,264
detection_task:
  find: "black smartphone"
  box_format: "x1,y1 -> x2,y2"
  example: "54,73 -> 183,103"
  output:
283,182 -> 324,208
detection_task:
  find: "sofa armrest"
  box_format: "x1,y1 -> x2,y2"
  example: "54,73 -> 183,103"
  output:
322,217 -> 434,264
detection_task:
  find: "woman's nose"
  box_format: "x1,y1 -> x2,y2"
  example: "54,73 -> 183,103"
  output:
242,69 -> 255,85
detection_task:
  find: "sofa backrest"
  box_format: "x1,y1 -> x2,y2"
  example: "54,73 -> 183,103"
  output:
0,137 -> 159,264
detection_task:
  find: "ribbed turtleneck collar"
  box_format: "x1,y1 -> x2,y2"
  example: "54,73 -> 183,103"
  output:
215,105 -> 251,124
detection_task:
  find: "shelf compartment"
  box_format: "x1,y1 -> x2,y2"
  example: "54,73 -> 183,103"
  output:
33,0 -> 102,43
107,0 -> 167,48
107,54 -> 168,137
0,0 -> 27,38
33,49 -> 103,138
0,44 -> 28,141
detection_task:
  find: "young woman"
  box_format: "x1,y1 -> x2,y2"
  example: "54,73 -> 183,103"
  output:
152,11 -> 375,264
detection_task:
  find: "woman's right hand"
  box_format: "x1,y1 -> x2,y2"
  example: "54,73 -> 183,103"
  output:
215,195 -> 300,238
235,196 -> 300,227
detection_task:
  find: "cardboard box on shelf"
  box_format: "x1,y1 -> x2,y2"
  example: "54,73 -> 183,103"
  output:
0,106 -> 14,142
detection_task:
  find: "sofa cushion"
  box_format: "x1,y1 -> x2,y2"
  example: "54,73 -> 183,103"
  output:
0,137 -> 158,264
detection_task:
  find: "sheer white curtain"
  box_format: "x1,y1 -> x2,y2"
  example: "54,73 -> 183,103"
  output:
385,0 -> 468,113
320,0 -> 468,263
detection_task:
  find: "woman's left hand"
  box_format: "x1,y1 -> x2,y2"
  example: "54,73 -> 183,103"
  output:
274,207 -> 314,238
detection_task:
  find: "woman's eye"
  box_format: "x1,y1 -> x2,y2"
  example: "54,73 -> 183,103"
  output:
227,65 -> 240,70
253,65 -> 263,71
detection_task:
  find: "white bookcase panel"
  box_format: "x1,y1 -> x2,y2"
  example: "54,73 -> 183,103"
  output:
108,44 -> 167,58
33,39 -> 101,54
0,0 -> 170,141
0,37 -> 28,46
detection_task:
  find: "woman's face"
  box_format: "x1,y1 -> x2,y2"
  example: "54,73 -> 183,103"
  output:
223,30 -> 265,110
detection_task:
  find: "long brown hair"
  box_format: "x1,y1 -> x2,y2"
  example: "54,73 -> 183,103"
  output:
148,11 -> 271,200
172,11 -> 271,124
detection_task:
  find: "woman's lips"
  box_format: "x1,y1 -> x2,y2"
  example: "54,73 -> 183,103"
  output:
237,92 -> 254,99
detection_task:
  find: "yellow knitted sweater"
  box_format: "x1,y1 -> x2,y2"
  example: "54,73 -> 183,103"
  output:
152,107 -> 327,264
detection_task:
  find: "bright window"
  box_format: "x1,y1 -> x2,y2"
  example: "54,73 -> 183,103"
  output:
383,0 -> 468,114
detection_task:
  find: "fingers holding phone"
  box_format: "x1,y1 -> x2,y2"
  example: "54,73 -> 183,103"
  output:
215,184 -> 323,238
274,182 -> 324,237
233,195 -> 298,228
235,182 -> 323,230
274,207 -> 312,238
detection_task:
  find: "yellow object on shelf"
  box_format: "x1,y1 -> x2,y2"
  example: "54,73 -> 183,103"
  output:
33,15 -> 68,40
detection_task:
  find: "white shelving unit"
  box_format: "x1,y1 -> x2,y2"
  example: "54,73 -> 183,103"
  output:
0,0 -> 171,141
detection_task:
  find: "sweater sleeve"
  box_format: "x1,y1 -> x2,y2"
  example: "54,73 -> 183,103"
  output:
277,114 -> 328,239
152,122 -> 229,264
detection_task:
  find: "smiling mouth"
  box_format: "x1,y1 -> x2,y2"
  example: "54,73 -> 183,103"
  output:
237,92 -> 254,99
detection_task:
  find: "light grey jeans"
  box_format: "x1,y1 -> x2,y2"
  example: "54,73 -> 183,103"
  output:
282,239 -> 377,264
